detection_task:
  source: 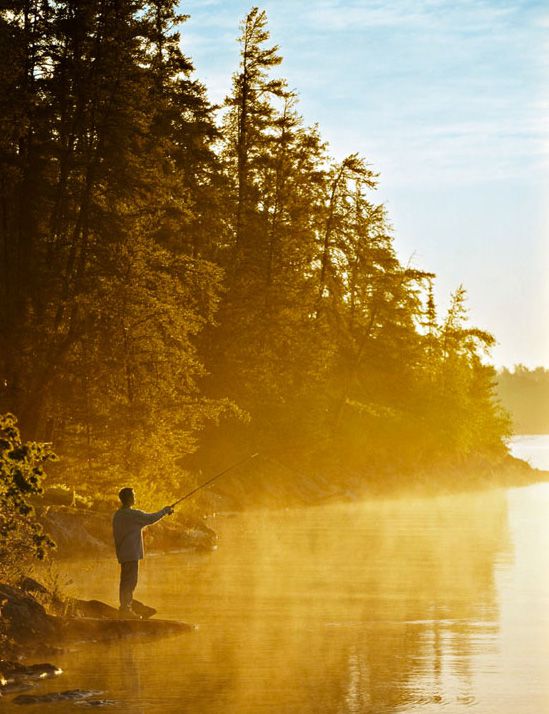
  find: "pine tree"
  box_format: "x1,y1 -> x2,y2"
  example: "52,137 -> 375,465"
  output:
0,1 -> 233,496
0,4 -> 512,498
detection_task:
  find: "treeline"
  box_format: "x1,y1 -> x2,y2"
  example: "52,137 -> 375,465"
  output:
497,367 -> 549,434
0,3 -> 509,500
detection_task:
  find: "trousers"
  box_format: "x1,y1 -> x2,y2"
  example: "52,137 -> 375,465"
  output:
119,560 -> 139,609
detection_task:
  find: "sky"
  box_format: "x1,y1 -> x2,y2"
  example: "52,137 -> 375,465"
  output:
178,0 -> 548,369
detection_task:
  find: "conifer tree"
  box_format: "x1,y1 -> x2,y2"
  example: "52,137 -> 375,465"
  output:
0,1 -> 232,494
0,4 -> 512,497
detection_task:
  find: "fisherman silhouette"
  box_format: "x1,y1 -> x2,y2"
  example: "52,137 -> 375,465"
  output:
112,487 -> 173,618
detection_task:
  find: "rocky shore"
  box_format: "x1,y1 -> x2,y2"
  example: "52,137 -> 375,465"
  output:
0,660 -> 63,699
2,453 -> 544,706
0,490 -> 215,705
0,579 -> 193,705
0,656 -> 122,707
0,579 -> 194,647
208,451 -> 549,509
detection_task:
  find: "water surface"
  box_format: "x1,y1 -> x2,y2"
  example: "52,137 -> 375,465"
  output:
11,438 -> 549,712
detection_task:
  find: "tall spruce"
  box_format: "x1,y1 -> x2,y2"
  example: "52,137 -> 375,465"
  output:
0,1 -> 232,495
0,4 -> 511,499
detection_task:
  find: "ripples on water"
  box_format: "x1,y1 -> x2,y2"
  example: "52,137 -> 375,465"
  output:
8,437 -> 549,713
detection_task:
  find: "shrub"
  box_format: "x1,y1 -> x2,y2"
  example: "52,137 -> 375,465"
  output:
0,413 -> 56,581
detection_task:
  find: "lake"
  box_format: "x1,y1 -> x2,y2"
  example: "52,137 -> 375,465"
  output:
10,437 -> 549,712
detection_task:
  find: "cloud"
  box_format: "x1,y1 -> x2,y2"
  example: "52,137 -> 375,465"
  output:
303,0 -> 518,32
181,0 -> 548,188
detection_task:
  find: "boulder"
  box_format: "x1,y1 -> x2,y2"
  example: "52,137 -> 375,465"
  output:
67,599 -> 118,619
13,688 -> 104,705
0,584 -> 58,644
0,679 -> 36,694
0,660 -> 62,681
148,517 -> 217,552
0,660 -> 62,697
38,507 -> 111,557
66,598 -> 156,620
1,583 -> 185,652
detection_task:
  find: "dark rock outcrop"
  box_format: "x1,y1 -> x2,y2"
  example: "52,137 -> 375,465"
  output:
16,580 -> 157,621
0,662 -> 62,680
13,688 -> 105,705
63,598 -> 156,620
0,659 -> 115,706
148,518 -> 217,552
1,582 -> 193,655
39,507 -> 111,557
0,584 -> 58,644
0,660 -> 62,697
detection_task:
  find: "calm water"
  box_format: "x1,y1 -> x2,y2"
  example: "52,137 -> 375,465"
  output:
12,438 -> 549,713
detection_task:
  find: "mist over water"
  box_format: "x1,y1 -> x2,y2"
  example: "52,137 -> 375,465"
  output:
9,437 -> 549,713
509,434 -> 549,471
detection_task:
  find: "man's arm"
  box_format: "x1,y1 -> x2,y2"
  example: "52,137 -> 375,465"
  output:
134,507 -> 173,526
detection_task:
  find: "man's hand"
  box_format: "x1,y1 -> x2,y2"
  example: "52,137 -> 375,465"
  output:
164,506 -> 174,515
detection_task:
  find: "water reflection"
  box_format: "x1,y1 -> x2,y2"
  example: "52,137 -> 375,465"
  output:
29,488 -> 514,714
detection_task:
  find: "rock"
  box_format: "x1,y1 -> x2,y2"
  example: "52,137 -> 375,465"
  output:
0,583 -> 191,650
64,598 -> 156,620
12,578 -> 156,619
0,584 -> 58,644
56,689 -> 102,699
13,688 -> 103,704
0,660 -> 63,681
40,486 -> 75,507
69,599 -> 119,619
53,616 -> 193,642
148,517 -> 218,552
0,681 -> 36,695
0,660 -> 62,698
24,663 -> 63,679
38,507 -> 111,557
17,577 -> 49,597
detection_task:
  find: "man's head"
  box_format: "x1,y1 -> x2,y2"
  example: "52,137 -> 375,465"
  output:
118,487 -> 135,507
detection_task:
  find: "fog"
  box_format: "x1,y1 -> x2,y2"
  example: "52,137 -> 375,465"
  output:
19,485 -> 545,713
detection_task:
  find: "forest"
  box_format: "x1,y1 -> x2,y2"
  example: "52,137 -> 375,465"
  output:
497,366 -> 549,434
0,2 -> 511,513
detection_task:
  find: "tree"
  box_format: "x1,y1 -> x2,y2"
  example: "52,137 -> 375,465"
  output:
0,4 -> 512,501
0,1 -> 234,497
497,366 -> 549,434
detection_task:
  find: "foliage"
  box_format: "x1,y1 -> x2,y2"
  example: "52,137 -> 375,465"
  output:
497,366 -> 549,434
0,413 -> 56,579
0,4 -> 511,503
0,0 -> 237,498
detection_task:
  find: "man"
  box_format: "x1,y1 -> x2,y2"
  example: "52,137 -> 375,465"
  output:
112,487 -> 174,618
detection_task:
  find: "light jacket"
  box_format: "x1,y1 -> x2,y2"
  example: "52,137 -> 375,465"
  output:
112,507 -> 169,563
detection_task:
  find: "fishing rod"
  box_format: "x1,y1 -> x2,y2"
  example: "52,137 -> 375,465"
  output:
170,452 -> 259,509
